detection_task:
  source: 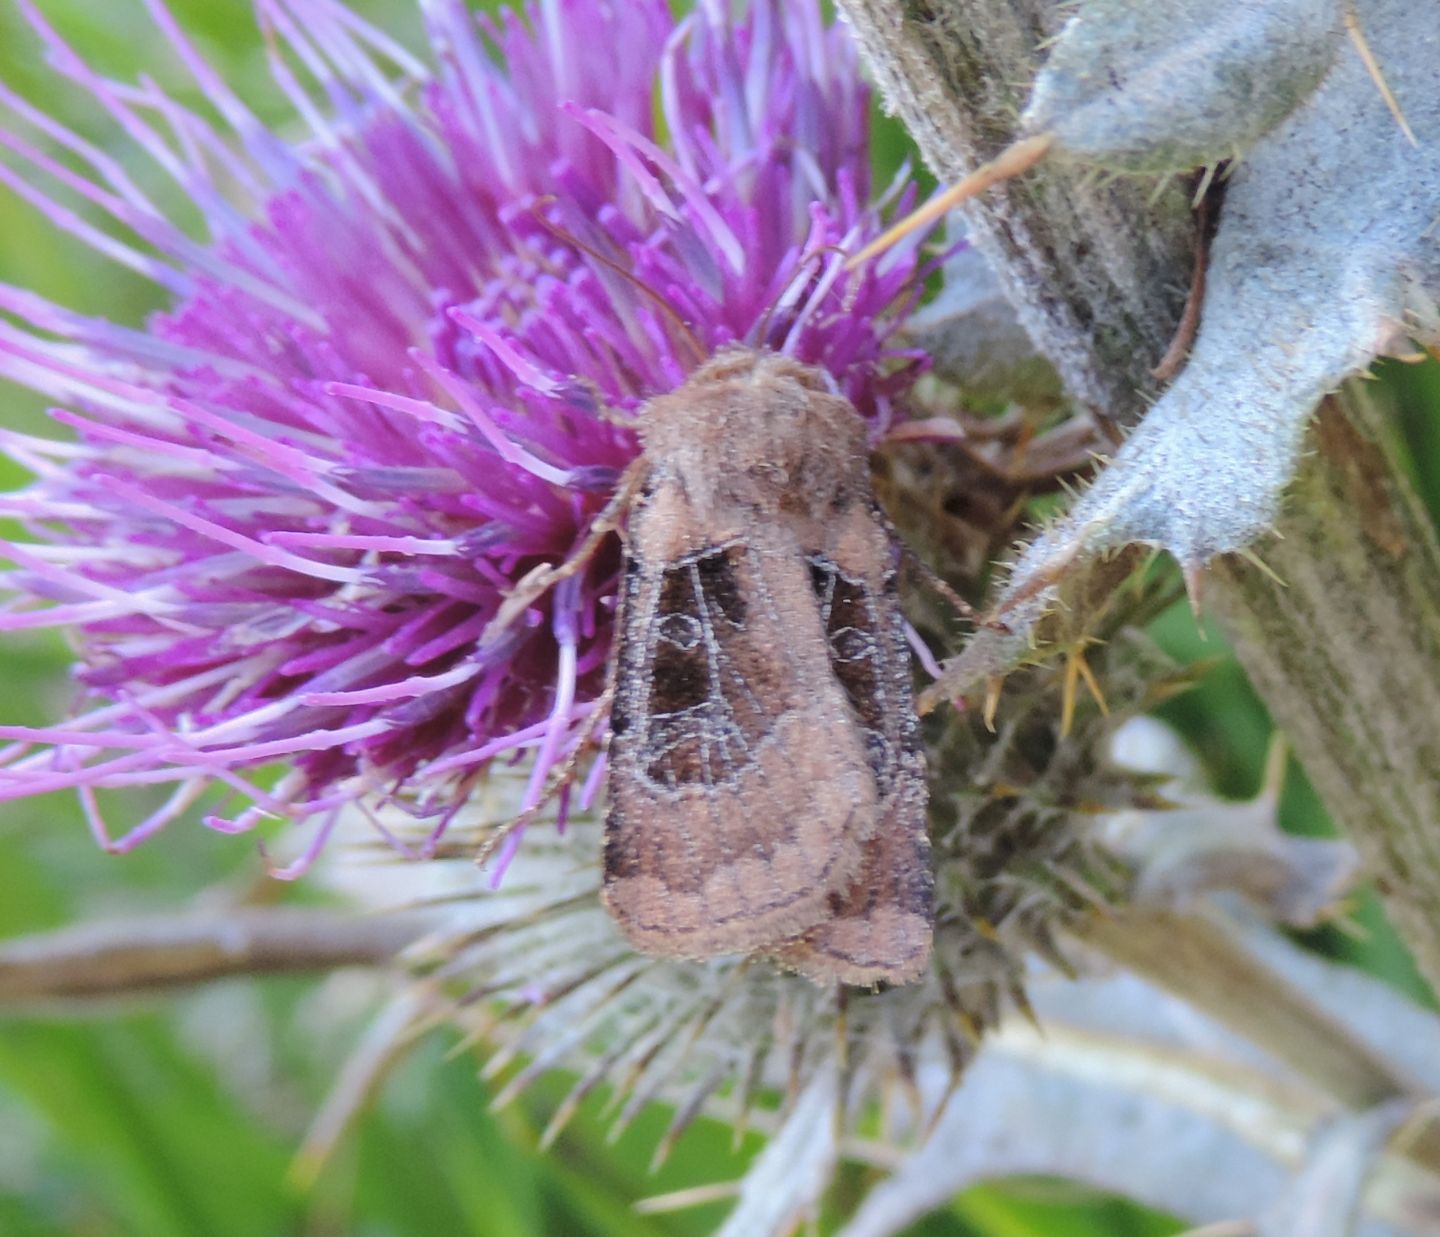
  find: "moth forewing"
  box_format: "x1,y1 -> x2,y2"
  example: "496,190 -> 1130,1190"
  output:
602,347 -> 933,981
772,512 -> 933,987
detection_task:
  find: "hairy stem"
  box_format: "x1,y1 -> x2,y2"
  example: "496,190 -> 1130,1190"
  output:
1209,387 -> 1440,995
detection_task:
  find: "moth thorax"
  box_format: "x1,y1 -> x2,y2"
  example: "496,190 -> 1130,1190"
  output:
639,349 -> 867,502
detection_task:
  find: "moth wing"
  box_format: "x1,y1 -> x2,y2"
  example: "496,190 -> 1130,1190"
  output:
604,520 -> 877,959
773,773 -> 932,986
775,511 -> 933,986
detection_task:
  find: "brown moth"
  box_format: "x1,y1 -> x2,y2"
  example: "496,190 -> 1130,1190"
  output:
602,346 -> 932,986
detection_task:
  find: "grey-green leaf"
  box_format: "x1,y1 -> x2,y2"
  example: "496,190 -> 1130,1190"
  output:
994,0 -> 1440,615
1025,0 -> 1346,171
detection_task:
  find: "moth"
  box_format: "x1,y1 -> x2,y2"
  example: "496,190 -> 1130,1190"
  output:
602,347 -> 932,986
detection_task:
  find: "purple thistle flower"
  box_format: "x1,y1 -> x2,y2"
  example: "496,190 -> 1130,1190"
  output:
0,0 -> 929,873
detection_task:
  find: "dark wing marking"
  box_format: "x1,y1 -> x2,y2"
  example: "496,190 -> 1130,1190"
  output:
809,554 -> 892,782
639,541 -> 769,789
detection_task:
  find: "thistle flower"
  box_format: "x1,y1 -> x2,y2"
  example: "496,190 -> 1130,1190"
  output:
0,0 -> 928,869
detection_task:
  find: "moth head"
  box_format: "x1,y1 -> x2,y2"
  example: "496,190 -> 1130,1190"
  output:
641,347 -> 868,499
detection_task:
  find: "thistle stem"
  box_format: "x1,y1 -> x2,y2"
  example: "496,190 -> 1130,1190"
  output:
1210,388 -> 1440,997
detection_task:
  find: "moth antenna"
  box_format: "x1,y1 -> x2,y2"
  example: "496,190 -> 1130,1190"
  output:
846,132 -> 1056,269
525,199 -> 708,366
750,245 -> 831,352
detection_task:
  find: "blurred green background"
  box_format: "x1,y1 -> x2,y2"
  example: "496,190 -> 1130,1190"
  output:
0,2 -> 1436,1234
